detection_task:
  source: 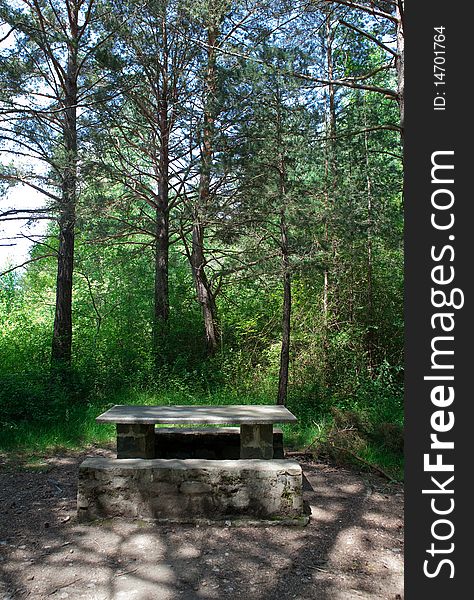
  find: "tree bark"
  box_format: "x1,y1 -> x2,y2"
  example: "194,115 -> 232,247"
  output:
51,18 -> 78,367
52,196 -> 75,365
323,14 -> 336,326
395,1 -> 404,139
277,209 -> 291,405
276,87 -> 291,405
191,22 -> 220,354
191,218 -> 219,353
153,202 -> 169,346
322,13 -> 337,373
153,16 -> 170,357
364,100 -> 374,374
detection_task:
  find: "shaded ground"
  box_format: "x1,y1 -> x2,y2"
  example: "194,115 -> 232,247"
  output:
0,447 -> 403,599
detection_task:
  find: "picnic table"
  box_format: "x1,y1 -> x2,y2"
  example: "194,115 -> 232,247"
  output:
96,404 -> 297,460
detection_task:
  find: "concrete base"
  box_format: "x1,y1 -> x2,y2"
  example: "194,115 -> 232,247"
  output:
77,458 -> 305,524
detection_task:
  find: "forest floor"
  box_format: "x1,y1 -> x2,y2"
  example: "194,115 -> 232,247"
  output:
0,446 -> 403,600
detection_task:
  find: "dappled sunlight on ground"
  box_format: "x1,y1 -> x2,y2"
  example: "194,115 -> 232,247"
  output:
0,449 -> 403,599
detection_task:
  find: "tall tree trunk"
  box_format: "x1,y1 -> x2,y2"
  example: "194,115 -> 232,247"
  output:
276,87 -> 291,405
396,1 -> 404,139
153,18 -> 170,358
322,13 -> 337,375
363,100 -> 374,374
52,194 -> 75,366
191,22 -> 220,354
277,208 -> 291,405
51,30 -> 78,367
191,218 -> 219,353
153,202 -> 169,350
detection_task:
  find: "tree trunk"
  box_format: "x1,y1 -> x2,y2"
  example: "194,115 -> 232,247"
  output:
52,199 -> 75,365
396,1 -> 404,139
191,218 -> 219,353
190,22 -> 220,354
51,37 -> 78,367
153,203 -> 169,349
153,19 -> 170,357
322,14 -> 337,373
277,209 -> 291,405
364,101 -> 374,374
276,87 -> 291,405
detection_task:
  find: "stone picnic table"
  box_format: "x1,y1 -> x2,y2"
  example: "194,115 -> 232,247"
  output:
96,404 -> 297,460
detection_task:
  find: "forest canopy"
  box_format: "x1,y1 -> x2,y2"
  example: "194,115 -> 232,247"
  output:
0,0 -> 404,477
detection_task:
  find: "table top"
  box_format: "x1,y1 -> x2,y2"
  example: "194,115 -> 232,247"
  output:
96,404 -> 297,425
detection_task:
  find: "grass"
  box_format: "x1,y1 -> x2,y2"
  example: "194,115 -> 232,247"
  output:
357,444 -> 404,481
0,384 -> 404,482
1,386 -> 280,451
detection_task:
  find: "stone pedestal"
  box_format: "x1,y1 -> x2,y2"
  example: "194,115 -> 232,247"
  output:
240,423 -> 274,459
77,458 -> 307,525
117,424 -> 155,459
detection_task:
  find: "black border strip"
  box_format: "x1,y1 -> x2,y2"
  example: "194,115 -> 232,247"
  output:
405,1 -> 472,596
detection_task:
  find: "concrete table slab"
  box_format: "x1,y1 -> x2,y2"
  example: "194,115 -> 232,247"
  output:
96,405 -> 297,459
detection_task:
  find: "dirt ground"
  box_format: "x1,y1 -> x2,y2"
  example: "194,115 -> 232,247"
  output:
0,447 -> 403,600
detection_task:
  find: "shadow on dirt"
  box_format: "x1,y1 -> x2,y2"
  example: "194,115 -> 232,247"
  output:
0,448 -> 403,599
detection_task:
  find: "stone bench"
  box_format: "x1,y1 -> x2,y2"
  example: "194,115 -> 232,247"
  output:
151,426 -> 284,460
77,457 -> 307,525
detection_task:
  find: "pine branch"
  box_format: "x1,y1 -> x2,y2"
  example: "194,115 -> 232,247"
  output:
188,37 -> 398,99
320,0 -> 399,23
1,253 -> 56,277
339,19 -> 398,57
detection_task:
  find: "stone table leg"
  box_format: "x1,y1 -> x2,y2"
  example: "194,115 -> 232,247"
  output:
117,424 -> 155,458
240,424 -> 274,459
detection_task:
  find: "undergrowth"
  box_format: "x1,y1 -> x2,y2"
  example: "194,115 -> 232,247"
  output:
0,366 -> 404,481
